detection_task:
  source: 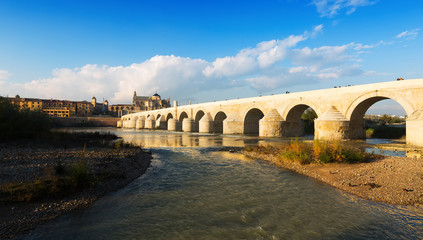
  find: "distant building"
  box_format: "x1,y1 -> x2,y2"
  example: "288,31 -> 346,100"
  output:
9,96 -> 108,118
9,91 -> 171,118
9,97 -> 43,111
108,91 -> 171,117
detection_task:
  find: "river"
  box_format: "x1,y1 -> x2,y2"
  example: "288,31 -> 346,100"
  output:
23,129 -> 423,239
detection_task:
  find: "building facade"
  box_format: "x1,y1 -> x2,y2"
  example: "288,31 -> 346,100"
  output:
108,92 -> 171,117
9,97 -> 107,117
9,91 -> 171,118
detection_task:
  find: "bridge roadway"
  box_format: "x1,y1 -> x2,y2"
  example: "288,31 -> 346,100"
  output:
119,79 -> 423,146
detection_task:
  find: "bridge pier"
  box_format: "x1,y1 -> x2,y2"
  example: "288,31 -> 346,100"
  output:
406,110 -> 423,146
259,109 -> 284,137
126,119 -> 137,129
348,119 -> 366,139
315,106 -> 350,140
145,116 -> 155,129
199,114 -> 213,133
167,118 -> 180,131
223,114 -> 244,134
135,117 -> 145,129
182,118 -> 194,132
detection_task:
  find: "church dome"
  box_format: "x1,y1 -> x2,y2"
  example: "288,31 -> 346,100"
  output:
153,93 -> 160,98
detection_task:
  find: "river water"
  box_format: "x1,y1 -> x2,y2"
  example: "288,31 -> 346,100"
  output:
24,129 -> 423,239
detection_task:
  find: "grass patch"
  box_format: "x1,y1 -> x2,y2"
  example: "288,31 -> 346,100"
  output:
245,139 -> 375,165
0,160 -> 98,203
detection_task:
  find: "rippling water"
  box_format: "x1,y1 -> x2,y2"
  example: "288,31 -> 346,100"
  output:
24,129 -> 423,239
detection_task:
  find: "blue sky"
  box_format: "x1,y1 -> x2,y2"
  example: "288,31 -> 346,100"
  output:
1,0 -> 422,115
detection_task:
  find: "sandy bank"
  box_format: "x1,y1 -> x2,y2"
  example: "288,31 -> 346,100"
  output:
243,151 -> 423,206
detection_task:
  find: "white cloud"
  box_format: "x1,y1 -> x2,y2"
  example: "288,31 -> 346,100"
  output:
290,44 -> 356,68
0,70 -> 11,80
1,25 -> 378,104
203,34 -> 307,77
1,56 -> 208,103
396,29 -> 420,40
312,0 -> 377,17
203,26 -> 326,78
310,24 -> 324,38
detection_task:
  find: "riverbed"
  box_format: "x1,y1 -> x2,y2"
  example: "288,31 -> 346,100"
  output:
22,129 -> 423,239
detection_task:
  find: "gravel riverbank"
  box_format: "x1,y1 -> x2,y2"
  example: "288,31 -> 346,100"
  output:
244,151 -> 423,206
0,146 -> 152,239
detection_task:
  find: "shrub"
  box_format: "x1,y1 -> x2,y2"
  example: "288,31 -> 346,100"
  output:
70,161 -> 90,189
115,140 -> 123,149
368,126 -> 405,139
247,140 -> 370,165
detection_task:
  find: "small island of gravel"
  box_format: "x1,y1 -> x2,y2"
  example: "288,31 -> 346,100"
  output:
243,141 -> 423,206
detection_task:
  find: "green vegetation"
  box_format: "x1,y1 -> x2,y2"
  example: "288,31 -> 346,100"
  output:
365,114 -> 406,139
301,108 -> 317,134
0,97 -> 51,140
245,139 -> 376,165
366,126 -> 405,139
0,160 -> 93,202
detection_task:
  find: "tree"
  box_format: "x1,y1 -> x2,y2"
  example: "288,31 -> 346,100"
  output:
302,108 -> 317,134
302,108 -> 317,121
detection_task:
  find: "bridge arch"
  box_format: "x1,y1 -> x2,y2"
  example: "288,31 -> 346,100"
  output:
213,111 -> 227,133
346,91 -> 414,139
243,108 -> 265,135
283,101 -> 322,120
194,110 -> 206,132
166,112 -> 174,121
284,104 -> 319,137
345,91 -> 415,120
179,111 -> 189,121
194,109 -> 207,120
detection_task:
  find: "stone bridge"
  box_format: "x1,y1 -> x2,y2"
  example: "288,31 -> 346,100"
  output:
118,79 -> 423,146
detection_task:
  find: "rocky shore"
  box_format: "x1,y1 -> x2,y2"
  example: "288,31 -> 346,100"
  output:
243,151 -> 423,206
0,145 -> 152,239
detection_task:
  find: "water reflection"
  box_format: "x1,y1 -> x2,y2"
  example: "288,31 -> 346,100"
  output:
66,128 -> 421,157
119,130 -> 259,148
23,129 -> 423,240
